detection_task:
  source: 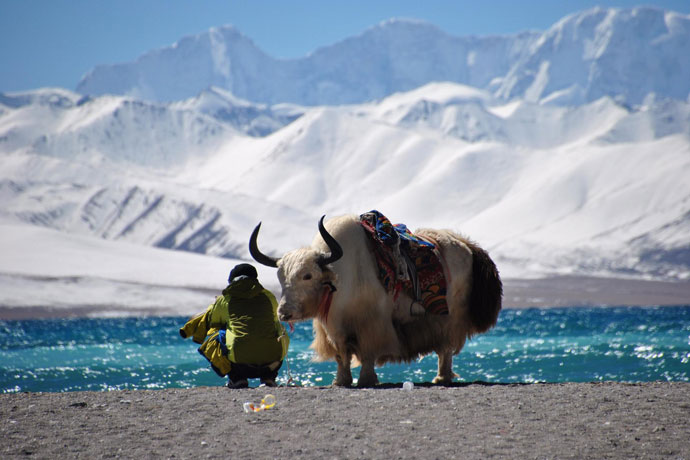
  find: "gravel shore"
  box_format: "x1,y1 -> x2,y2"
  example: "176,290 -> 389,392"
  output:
2,382 -> 688,459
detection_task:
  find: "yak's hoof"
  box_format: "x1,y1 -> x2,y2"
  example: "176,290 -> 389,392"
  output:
432,375 -> 456,386
356,381 -> 377,388
356,376 -> 379,388
332,378 -> 353,387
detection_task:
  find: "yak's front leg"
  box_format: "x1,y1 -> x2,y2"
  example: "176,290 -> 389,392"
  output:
333,349 -> 353,387
432,350 -> 459,385
356,358 -> 379,388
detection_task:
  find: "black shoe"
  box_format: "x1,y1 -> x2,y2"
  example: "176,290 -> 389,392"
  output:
227,379 -> 248,389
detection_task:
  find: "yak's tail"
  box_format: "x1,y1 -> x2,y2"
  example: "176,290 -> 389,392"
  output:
465,239 -> 502,333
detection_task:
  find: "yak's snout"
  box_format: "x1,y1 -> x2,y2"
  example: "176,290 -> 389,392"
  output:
277,299 -> 298,322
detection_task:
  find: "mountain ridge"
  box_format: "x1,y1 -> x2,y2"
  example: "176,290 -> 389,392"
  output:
75,7 -> 690,106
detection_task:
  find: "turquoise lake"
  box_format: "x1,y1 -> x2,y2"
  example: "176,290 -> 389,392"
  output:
2,306 -> 689,393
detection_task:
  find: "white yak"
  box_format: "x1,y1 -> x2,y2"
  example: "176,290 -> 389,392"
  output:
249,214 -> 502,387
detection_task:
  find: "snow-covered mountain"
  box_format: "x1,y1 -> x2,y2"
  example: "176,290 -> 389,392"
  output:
76,7 -> 690,106
76,20 -> 537,105
2,82 -> 689,283
0,88 -> 309,259
495,7 -> 690,105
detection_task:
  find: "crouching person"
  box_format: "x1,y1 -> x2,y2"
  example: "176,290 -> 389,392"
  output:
180,263 -> 289,388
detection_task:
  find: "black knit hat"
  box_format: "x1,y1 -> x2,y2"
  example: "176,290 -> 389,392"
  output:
228,263 -> 258,283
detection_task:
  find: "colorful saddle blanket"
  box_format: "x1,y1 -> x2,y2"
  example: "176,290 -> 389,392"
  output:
359,210 -> 449,315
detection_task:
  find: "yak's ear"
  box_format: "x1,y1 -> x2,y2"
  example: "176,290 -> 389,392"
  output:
321,267 -> 338,285
316,215 -> 343,268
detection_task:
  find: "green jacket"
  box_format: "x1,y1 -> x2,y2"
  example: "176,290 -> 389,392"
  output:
181,277 -> 289,366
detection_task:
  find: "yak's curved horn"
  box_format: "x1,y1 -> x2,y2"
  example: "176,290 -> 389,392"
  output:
249,222 -> 279,268
317,215 -> 343,267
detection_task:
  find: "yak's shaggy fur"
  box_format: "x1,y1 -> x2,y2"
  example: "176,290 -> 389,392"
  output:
253,214 -> 502,387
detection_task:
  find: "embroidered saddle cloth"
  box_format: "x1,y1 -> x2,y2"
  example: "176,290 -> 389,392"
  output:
359,210 -> 449,315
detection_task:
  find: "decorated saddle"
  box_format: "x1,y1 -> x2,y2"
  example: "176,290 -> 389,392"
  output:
359,210 -> 449,315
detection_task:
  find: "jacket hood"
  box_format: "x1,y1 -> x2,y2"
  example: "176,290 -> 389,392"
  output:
222,276 -> 264,299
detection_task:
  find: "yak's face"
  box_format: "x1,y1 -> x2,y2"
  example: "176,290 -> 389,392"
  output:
276,248 -> 333,322
249,216 -> 343,322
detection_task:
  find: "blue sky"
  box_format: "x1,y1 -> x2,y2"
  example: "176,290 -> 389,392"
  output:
2,0 -> 689,93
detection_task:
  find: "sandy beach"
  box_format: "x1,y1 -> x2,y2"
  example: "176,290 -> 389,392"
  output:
1,382 -> 688,459
501,276 -> 690,308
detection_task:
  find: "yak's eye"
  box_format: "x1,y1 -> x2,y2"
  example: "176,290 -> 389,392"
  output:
303,273 -> 312,281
